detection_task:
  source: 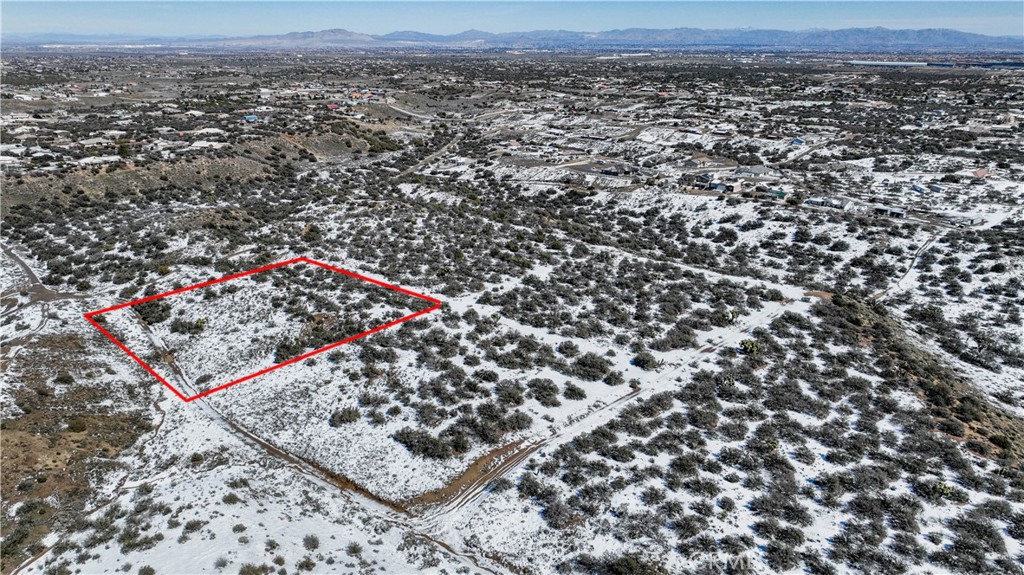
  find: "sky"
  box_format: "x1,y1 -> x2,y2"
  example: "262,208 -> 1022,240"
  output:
3,1 -> 1023,38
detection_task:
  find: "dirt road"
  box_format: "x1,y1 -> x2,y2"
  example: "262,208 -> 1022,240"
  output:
400,133 -> 463,176
1,242 -> 86,304
869,231 -> 942,302
414,294 -> 796,539
772,134 -> 854,168
128,309 -> 508,574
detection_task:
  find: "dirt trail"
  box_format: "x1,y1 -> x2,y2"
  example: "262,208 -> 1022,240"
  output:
405,437 -> 549,519
870,232 -> 941,302
400,134 -> 463,176
127,308 -> 413,514
1,243 -> 86,304
406,240 -> 805,528
772,134 -> 854,167
803,291 -> 833,300
405,439 -> 526,510
2,244 -> 88,371
111,310 -> 510,573
387,103 -> 434,122
417,303 -> 791,536
613,124 -> 652,141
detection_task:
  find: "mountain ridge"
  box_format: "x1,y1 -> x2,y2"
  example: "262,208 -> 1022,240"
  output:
5,26 -> 1022,52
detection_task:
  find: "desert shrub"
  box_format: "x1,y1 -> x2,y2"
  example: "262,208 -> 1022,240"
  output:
640,486 -> 666,505
66,418 -> 87,433
687,409 -> 718,430
564,382 -> 587,400
136,300 -> 171,324
603,371 -> 625,386
573,553 -> 665,575
527,378 -> 561,407
274,338 -> 303,362
573,353 -> 612,381
507,410 -> 533,431
170,318 -> 205,335
357,392 -> 388,407
937,419 -> 964,436
302,534 -> 319,551
393,427 -> 452,459
651,324 -> 697,351
328,407 -> 360,426
543,498 -> 578,529
518,473 -> 554,501
557,341 -> 580,357
887,532 -> 925,564
495,380 -> 525,406
489,477 -> 514,492
765,542 -> 799,571
910,478 -> 969,505
988,434 -> 1012,450
475,369 -> 499,383
632,351 -> 659,371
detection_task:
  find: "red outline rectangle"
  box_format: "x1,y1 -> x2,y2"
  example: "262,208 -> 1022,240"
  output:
84,257 -> 441,402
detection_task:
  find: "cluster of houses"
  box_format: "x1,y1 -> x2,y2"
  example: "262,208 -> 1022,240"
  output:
680,167 -> 788,199
0,72 -> 403,175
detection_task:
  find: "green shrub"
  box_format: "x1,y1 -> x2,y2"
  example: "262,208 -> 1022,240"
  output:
573,353 -> 612,381
632,351 -> 659,371
328,407 -> 360,426
989,434 -> 1013,450
238,564 -> 271,575
563,382 -> 587,401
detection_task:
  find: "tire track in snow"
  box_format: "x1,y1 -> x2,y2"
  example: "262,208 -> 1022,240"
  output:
123,308 -> 510,574
414,301 -> 793,536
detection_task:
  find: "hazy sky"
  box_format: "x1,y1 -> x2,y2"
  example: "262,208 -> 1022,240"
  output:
4,1 -> 1023,37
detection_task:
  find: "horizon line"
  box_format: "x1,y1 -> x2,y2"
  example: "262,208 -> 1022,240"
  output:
6,24 -> 1023,38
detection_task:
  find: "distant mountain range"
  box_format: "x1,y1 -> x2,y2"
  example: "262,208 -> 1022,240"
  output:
6,26 -> 1023,52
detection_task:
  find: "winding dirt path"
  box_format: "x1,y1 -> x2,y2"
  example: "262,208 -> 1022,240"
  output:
400,134 -> 463,176
869,231 -> 942,302
1,243 -> 86,304
414,302 -> 792,539
123,309 -> 508,573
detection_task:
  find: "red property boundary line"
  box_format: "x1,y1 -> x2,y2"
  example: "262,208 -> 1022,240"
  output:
83,257 -> 442,403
